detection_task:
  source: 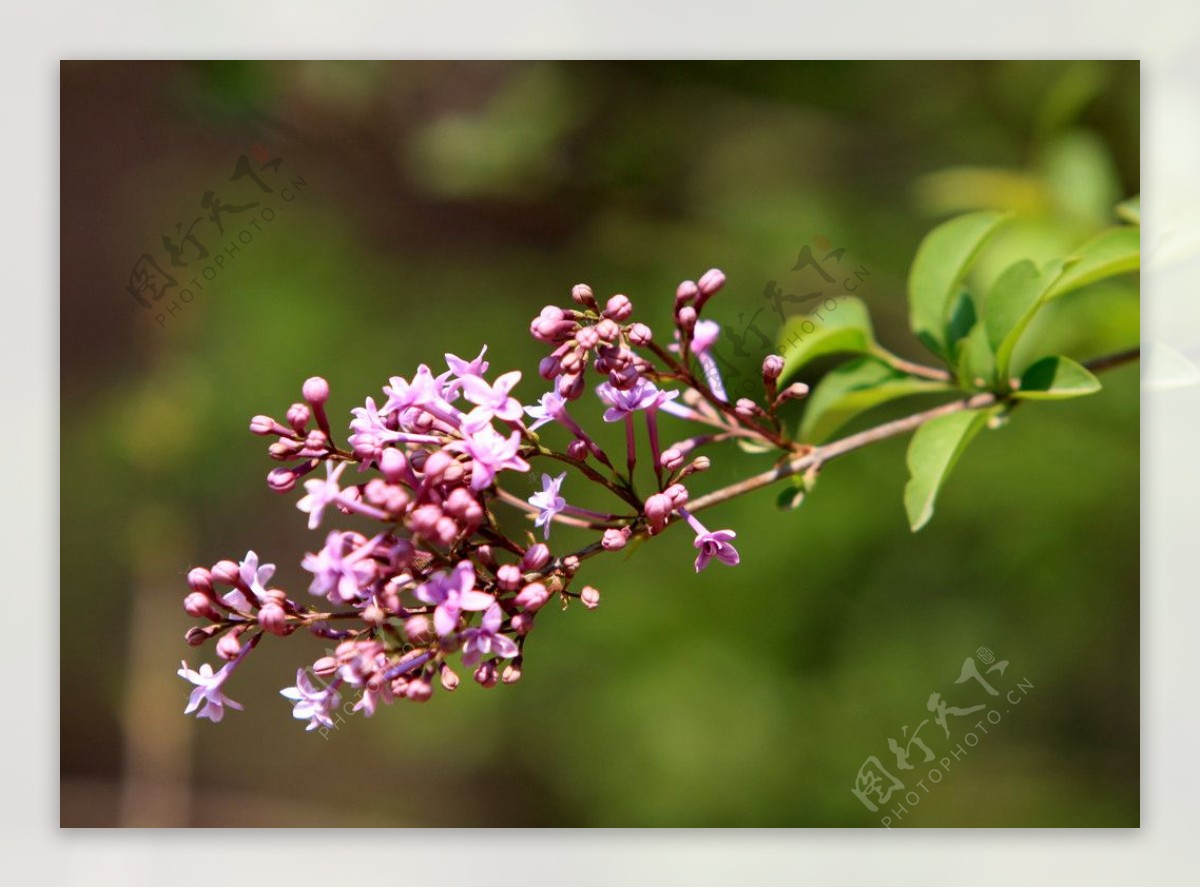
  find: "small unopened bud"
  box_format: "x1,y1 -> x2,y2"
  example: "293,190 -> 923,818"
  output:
581,586 -> 601,609
216,631 -> 243,660
185,626 -> 211,647
557,372 -> 585,400
267,467 -> 298,492
778,382 -> 810,402
628,322 -> 653,346
302,376 -> 330,405
575,326 -> 600,350
184,592 -> 218,620
762,354 -> 785,381
516,582 -> 551,611
502,662 -> 523,684
313,656 -> 338,677
521,543 -> 552,572
697,267 -> 726,298
735,397 -> 761,419
604,293 -> 633,321
675,280 -> 699,307
676,305 -> 698,333
187,567 -> 214,594
361,603 -> 385,627
595,318 -> 620,343
659,447 -> 684,471
664,483 -> 689,507
538,354 -> 562,379
567,439 -> 588,461
644,492 -> 674,534
684,456 -> 710,476
249,414 -> 280,435
602,526 -> 631,551
440,663 -> 460,691
474,660 -> 498,688
258,602 -> 288,636
286,402 -> 311,432
211,560 -> 241,586
571,283 -> 596,307
496,563 -> 522,591
379,447 -> 406,483
511,612 -> 535,635
406,677 -> 433,702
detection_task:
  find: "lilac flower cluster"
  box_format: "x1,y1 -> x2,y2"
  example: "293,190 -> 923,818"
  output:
180,269 -> 810,730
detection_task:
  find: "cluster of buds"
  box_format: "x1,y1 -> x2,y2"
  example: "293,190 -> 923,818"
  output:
180,267 -> 807,731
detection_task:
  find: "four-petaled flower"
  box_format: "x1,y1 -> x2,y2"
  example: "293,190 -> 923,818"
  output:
528,472 -> 567,539
460,603 -> 520,665
680,507 -> 741,573
596,379 -> 678,422
296,461 -> 347,530
178,658 -> 244,723
414,560 -> 496,636
301,531 -> 377,602
382,364 -> 443,415
444,346 -> 490,394
461,370 -> 524,422
448,424 -> 531,490
280,669 -> 342,731
523,390 -> 566,431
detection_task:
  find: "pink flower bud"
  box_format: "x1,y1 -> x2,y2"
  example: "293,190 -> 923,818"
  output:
779,382 -> 810,402
474,660 -> 498,688
184,591 -> 217,619
502,663 -> 523,684
258,602 -> 288,636
521,543 -> 552,571
406,677 -> 433,702
664,483 -> 689,507
516,582 -> 551,611
302,376 -> 330,405
557,372 -> 585,400
675,280 -> 699,306
185,626 -> 210,647
567,439 -> 588,461
216,631 -> 243,660
659,447 -> 684,471
595,318 -> 620,343
286,402 -> 311,432
697,268 -> 726,297
249,414 -> 280,435
511,612 -> 535,635
735,398 -> 759,419
313,656 -> 338,677
211,560 -> 241,586
440,663 -> 460,691
571,283 -> 595,306
685,456 -> 711,475
538,354 -> 562,379
267,467 -> 297,492
187,567 -> 214,594
762,354 -> 784,381
602,526 -> 631,551
604,293 -> 633,321
644,492 -> 674,534
628,322 -> 653,346
575,326 -> 600,350
496,564 -> 522,591
379,447 -> 406,482
581,586 -> 600,609
676,305 -> 697,333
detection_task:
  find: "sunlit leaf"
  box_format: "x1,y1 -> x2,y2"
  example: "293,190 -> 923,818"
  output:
984,258 -> 1068,381
777,297 -> 874,382
800,357 -> 951,443
903,408 -> 992,532
908,211 -> 1010,359
1046,227 -> 1139,300
1013,355 -> 1101,399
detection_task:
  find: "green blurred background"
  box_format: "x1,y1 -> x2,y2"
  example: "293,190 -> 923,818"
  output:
60,61 -> 1139,827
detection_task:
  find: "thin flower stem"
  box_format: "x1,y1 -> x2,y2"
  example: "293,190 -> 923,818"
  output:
870,345 -> 953,382
493,488 -> 616,530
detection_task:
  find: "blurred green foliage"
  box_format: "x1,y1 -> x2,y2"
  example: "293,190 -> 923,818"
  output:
61,61 -> 1138,826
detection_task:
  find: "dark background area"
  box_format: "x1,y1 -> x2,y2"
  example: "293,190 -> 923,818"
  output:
60,60 -> 1139,826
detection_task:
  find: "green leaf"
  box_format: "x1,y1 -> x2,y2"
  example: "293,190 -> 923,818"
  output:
1116,194 -> 1140,226
984,258 -> 1068,381
776,481 -> 807,511
955,320 -> 994,390
903,409 -> 991,532
777,297 -> 874,382
800,357 -> 951,443
1045,226 -> 1140,300
1013,355 -> 1101,399
907,211 -> 1009,359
